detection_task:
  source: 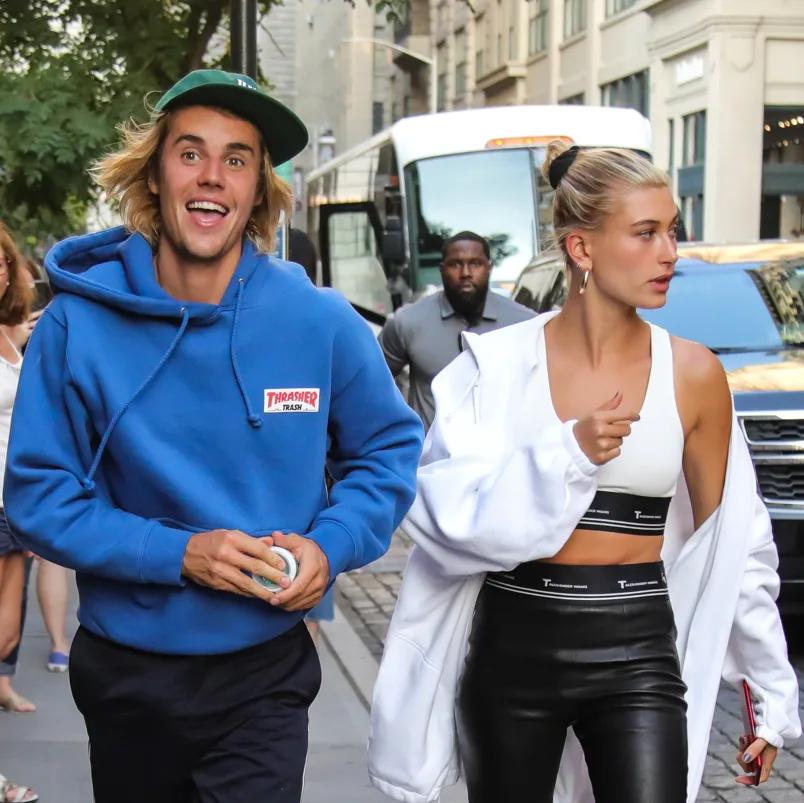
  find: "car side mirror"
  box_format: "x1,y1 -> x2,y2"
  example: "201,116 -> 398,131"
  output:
382,215 -> 405,266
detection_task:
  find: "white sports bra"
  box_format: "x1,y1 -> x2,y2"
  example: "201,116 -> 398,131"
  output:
535,323 -> 685,536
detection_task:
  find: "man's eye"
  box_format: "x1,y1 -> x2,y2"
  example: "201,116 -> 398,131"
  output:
227,157 -> 245,167
182,151 -> 199,163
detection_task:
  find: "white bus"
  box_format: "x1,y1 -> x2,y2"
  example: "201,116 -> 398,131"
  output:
304,105 -> 653,326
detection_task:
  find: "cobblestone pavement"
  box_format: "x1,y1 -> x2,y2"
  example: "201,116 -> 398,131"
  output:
336,533 -> 804,803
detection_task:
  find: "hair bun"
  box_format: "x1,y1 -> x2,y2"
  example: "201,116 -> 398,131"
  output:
542,140 -> 570,183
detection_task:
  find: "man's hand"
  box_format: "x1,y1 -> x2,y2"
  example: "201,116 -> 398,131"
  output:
268,531 -> 330,611
181,529 -> 291,602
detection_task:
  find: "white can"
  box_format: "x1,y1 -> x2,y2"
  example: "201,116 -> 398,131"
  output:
252,546 -> 298,592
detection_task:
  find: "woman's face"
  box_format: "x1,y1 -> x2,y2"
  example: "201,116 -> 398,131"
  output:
575,186 -> 679,310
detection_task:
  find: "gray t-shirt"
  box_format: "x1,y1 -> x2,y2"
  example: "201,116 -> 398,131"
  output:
378,290 -> 536,430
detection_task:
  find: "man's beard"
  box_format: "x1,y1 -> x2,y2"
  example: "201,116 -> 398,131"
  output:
444,282 -> 489,325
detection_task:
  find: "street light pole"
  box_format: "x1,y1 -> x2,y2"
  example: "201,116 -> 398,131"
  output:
341,37 -> 438,115
230,0 -> 258,80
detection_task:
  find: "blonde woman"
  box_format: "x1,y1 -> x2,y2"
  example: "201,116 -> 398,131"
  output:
368,143 -> 800,803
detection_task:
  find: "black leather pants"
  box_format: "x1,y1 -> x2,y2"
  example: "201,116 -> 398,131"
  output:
457,562 -> 688,803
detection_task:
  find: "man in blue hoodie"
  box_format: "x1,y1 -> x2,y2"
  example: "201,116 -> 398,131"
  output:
4,70 -> 424,803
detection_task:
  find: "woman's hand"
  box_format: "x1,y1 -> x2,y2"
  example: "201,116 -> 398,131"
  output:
736,735 -> 777,785
573,391 -> 639,465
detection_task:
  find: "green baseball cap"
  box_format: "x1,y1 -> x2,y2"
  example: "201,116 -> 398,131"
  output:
154,69 -> 309,166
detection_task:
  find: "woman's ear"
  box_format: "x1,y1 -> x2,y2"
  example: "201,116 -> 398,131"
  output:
566,231 -> 591,268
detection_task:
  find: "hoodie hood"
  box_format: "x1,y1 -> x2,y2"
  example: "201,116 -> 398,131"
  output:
45,225 -> 263,323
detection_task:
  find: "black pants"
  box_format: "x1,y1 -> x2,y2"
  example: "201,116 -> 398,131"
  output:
457,562 -> 688,803
70,621 -> 321,803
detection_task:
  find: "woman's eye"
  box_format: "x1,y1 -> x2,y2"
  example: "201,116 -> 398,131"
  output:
639,230 -> 655,239
669,226 -> 679,239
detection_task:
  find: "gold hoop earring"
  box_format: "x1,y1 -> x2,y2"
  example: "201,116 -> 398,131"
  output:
579,268 -> 591,295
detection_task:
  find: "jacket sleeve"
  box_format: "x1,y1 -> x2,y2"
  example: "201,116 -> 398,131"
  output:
402,351 -> 600,578
4,306 -> 194,586
721,494 -> 802,748
309,303 -> 424,579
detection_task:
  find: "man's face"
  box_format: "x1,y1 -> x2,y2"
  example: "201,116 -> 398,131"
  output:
148,106 -> 263,265
439,240 -> 492,314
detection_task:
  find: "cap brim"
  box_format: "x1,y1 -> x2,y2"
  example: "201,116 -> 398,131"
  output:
159,84 -> 309,166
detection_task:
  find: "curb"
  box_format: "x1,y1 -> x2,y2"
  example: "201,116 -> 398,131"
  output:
320,596 -> 379,712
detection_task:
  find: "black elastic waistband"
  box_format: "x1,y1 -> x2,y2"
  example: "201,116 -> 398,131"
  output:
576,491 -> 671,536
485,561 -> 668,600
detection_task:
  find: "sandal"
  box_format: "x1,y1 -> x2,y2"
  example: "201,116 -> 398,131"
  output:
0,775 -> 39,802
0,692 -> 36,713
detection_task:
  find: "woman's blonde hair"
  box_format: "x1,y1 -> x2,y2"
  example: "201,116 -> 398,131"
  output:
541,140 -> 669,268
0,222 -> 33,326
91,108 -> 293,254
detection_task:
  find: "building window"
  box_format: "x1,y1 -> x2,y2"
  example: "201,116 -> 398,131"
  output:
668,118 -> 675,190
528,0 -> 549,56
679,111 -> 706,240
372,102 -> 385,134
564,0 -> 586,39
437,0 -> 448,28
606,0 -> 637,17
601,70 -> 649,118
476,48 -> 484,79
403,94 -> 411,118
373,26 -> 386,74
559,93 -> 585,105
455,29 -> 467,98
508,0 -> 517,60
682,110 -> 706,166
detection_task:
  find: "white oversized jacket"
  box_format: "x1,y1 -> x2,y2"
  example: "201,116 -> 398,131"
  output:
368,312 -> 801,803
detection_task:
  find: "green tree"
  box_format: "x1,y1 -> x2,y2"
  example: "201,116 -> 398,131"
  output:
0,0 -> 409,255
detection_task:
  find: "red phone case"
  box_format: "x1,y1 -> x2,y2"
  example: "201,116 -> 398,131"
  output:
740,680 -> 762,786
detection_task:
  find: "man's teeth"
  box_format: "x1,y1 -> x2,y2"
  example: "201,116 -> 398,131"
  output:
187,201 -> 228,214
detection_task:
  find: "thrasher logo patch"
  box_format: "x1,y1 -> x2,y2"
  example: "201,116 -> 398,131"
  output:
264,388 -> 320,413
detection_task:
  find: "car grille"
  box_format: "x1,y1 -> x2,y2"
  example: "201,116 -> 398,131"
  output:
756,464 -> 804,501
741,415 -> 804,507
743,418 -> 804,443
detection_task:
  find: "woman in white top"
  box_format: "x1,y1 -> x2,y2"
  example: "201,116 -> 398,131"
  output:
0,223 -> 39,803
367,143 -> 800,803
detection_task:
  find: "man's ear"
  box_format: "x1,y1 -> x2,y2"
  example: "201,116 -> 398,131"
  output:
147,165 -> 159,197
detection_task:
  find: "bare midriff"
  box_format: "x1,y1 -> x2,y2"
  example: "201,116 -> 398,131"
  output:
539,529 -> 663,566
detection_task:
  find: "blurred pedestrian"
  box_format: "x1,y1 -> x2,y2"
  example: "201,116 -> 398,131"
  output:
5,70 -> 423,803
0,224 -> 37,715
378,231 -> 535,431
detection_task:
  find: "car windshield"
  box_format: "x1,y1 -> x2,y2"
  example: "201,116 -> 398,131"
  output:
405,149 -> 540,288
641,261 -> 804,351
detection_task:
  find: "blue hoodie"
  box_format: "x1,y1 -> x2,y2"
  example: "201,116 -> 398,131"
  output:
5,228 -> 424,655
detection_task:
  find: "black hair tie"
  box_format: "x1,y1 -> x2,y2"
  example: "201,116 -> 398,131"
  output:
548,145 -> 581,190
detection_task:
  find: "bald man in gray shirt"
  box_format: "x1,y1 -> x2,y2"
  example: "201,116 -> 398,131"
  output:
378,231 -> 536,431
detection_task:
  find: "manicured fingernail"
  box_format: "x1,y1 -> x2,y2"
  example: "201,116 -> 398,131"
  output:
281,576 -> 291,587
743,752 -> 752,763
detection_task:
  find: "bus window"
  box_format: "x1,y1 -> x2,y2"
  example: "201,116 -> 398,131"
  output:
405,149 -> 538,291
321,204 -> 393,319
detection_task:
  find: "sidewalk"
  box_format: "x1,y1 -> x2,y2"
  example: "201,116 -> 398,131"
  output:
0,568 -> 394,803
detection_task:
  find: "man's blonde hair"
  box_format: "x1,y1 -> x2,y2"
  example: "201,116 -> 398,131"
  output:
91,108 -> 292,254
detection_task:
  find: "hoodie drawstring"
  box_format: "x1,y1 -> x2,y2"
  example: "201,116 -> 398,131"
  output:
231,278 -> 262,429
81,308 -> 191,492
